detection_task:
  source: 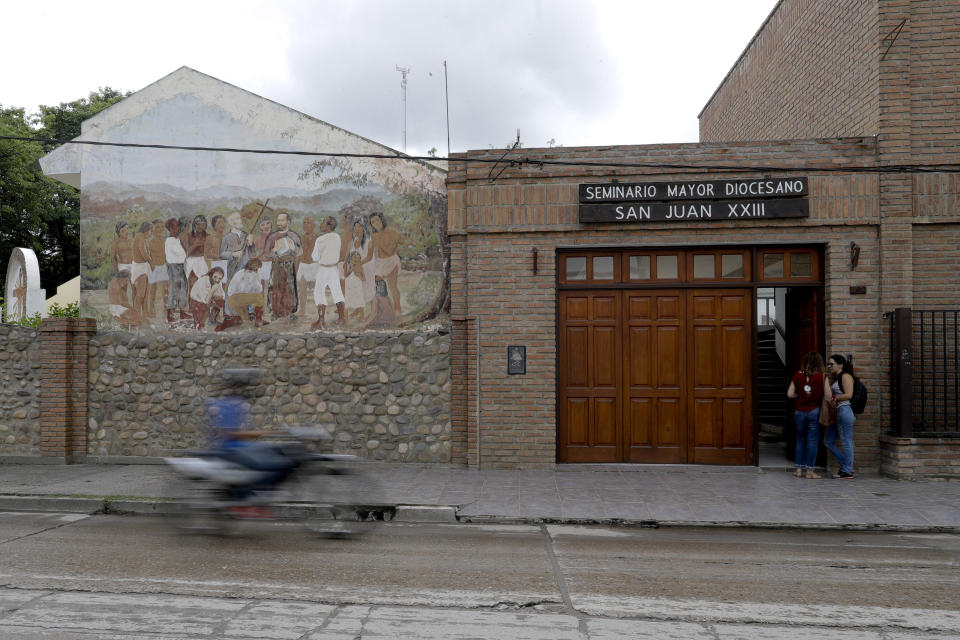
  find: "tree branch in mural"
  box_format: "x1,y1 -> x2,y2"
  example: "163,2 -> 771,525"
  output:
298,156 -> 448,324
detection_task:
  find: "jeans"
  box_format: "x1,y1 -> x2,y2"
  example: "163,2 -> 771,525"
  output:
793,407 -> 821,469
824,405 -> 856,474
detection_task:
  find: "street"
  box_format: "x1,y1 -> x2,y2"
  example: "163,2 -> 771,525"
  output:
0,512 -> 957,638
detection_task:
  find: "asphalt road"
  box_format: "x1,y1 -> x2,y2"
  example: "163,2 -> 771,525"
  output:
0,512 -> 957,638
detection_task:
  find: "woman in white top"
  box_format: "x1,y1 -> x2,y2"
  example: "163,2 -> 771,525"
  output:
825,354 -> 856,479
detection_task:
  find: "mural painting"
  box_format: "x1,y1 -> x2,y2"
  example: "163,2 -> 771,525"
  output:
82,153 -> 446,334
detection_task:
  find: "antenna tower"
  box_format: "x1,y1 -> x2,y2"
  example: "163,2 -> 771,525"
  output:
396,65 -> 410,152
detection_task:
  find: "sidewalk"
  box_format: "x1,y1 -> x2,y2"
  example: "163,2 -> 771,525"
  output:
0,461 -> 958,532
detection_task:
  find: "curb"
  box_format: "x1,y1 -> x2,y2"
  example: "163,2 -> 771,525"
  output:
1,496 -> 957,534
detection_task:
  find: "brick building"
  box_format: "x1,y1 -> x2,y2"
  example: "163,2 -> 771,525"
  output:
446,0 -> 960,475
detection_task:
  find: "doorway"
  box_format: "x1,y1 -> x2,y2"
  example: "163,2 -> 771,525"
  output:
756,286 -> 825,467
557,246 -> 823,466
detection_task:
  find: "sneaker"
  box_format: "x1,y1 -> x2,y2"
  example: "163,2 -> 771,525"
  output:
832,471 -> 854,480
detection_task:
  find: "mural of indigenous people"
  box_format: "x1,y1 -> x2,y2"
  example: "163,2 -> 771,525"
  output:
341,218 -> 375,318
310,216 -> 344,330
108,270 -> 139,329
147,219 -> 168,321
296,217 -> 318,318
130,221 -> 154,325
164,218 -> 190,323
223,257 -> 269,330
263,211 -> 301,320
49,68 -> 447,334
219,212 -> 247,281
363,212 -> 402,316
183,215 -> 208,293
246,218 -> 274,298
189,266 -> 225,330
343,251 -> 367,323
365,277 -> 396,329
111,222 -> 133,276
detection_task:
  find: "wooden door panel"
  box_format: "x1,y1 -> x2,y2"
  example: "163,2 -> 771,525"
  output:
593,325 -> 619,389
561,282 -> 754,466
624,291 -> 686,463
627,326 -> 652,387
689,289 -> 753,465
594,397 -> 618,446
722,399 -> 746,448
722,325 -> 748,387
657,326 -> 683,387
559,291 -> 621,462
565,398 -> 589,445
564,326 -> 589,387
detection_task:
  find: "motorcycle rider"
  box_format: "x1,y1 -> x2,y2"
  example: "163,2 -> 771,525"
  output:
206,368 -> 294,516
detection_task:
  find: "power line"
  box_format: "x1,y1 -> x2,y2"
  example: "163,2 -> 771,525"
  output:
2,134 -> 959,174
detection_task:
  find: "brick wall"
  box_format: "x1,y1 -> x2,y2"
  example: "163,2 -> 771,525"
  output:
699,0 -> 880,142
39,318 -> 97,460
880,435 -> 960,479
448,139 -> 890,469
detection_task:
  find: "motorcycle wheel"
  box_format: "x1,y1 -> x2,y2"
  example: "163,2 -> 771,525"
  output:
164,475 -> 237,536
289,463 -> 386,538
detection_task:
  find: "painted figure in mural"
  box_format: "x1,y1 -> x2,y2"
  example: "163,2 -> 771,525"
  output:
164,218 -> 190,323
223,258 -> 269,329
183,215 -> 208,294
189,266 -> 226,330
365,278 -> 397,329
220,212 -> 248,280
310,216 -> 345,330
364,212 -> 403,316
348,219 -> 376,316
245,218 -> 274,302
296,217 -> 319,317
343,251 -> 366,323
263,211 -> 302,320
205,214 -> 228,279
108,270 -> 139,328
130,222 -> 154,326
111,221 -> 133,276
148,219 -> 168,320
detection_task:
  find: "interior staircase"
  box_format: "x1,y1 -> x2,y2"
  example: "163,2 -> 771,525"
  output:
757,327 -> 786,442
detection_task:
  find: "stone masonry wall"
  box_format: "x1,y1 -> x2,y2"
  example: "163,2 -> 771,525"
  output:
87,326 -> 452,462
0,324 -> 43,456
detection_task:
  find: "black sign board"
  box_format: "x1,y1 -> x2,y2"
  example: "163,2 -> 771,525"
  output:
579,198 -> 809,223
578,177 -> 809,224
580,178 -> 808,202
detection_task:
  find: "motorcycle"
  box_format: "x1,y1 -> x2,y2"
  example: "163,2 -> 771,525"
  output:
163,427 -> 388,537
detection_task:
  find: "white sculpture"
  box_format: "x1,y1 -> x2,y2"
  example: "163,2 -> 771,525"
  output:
4,248 -> 46,322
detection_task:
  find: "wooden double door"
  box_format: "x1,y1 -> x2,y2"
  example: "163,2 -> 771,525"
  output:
559,289 -> 753,464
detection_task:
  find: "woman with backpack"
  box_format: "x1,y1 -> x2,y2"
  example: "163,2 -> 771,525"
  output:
825,354 -> 857,479
787,352 -> 832,479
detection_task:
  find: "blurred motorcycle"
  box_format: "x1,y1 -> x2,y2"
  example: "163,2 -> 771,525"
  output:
163,427 -> 388,537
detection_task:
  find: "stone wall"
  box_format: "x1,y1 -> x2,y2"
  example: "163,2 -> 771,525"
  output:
0,324 -> 43,456
87,325 -> 452,462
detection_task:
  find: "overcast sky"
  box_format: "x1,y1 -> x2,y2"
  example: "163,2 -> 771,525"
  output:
4,0 -> 778,156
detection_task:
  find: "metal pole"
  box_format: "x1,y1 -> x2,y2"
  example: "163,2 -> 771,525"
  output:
894,307 -> 913,437
444,60 -> 450,157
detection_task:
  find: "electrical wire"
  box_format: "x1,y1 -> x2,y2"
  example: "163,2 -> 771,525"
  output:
2,134 -> 959,174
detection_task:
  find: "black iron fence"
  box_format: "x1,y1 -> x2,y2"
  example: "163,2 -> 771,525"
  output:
888,308 -> 960,437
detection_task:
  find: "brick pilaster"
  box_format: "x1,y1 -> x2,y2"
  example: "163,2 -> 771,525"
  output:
40,318 -> 96,461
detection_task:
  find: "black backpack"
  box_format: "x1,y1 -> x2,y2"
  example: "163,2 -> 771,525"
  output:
851,377 -> 868,415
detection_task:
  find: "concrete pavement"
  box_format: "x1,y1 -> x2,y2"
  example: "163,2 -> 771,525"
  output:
0,460 -> 957,532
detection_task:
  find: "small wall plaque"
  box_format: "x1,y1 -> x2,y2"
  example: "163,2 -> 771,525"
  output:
849,285 -> 867,295
507,346 -> 526,375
